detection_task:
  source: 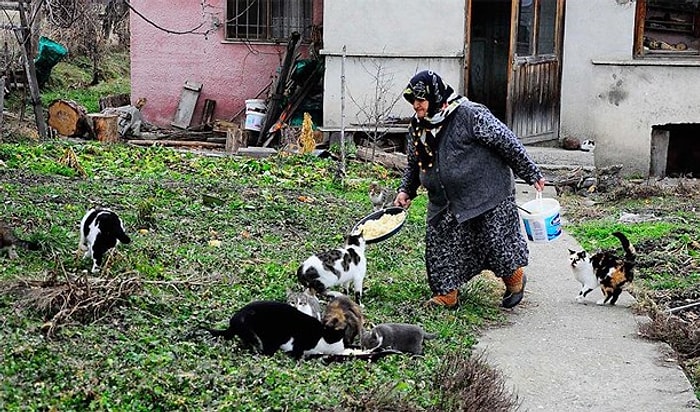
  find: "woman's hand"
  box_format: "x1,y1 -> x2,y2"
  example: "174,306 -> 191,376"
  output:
395,191 -> 412,209
534,178 -> 546,192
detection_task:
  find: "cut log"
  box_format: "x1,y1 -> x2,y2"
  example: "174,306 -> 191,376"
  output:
356,147 -> 407,171
88,113 -> 119,143
47,99 -> 92,138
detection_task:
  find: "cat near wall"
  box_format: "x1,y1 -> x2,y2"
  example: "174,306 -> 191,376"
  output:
202,300 -> 346,359
568,231 -> 635,305
296,231 -> 367,305
78,207 -> 131,273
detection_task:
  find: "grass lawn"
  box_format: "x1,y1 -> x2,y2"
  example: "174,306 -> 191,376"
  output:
0,140 -> 510,411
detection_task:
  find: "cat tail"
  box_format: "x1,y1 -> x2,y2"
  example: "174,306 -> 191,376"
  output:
115,225 -> 131,245
199,323 -> 237,340
612,231 -> 636,282
423,332 -> 438,340
611,231 -> 636,262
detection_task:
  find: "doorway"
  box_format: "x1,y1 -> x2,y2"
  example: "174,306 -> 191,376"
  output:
468,0 -> 512,122
467,0 -> 565,144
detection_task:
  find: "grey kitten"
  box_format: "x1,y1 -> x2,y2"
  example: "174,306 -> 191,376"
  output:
286,289 -> 323,321
360,323 -> 437,355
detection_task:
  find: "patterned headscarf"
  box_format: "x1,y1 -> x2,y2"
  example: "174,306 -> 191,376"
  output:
403,70 -> 468,170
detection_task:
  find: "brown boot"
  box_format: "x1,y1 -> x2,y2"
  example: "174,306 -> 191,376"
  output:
502,267 -> 526,308
424,289 -> 459,309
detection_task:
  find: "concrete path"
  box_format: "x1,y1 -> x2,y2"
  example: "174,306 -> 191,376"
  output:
476,182 -> 699,411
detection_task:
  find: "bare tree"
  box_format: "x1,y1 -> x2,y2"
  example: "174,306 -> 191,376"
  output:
347,59 -> 403,161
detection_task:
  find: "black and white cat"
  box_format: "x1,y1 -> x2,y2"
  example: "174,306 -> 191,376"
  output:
79,207 -> 131,273
360,323 -> 437,355
202,300 -> 346,359
296,231 -> 367,305
580,139 -> 596,152
0,221 -> 40,259
286,289 -> 323,321
568,231 -> 636,305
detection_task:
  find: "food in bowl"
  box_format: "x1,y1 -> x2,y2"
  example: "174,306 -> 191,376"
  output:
355,211 -> 406,240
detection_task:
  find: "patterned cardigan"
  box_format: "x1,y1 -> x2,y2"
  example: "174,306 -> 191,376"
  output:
399,101 -> 543,225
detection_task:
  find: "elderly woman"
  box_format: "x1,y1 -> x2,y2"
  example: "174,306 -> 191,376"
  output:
394,70 -> 545,309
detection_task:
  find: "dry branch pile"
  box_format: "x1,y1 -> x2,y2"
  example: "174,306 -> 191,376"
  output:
3,273 -> 142,338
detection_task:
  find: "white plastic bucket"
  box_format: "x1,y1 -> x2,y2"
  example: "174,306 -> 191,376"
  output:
244,99 -> 267,131
518,193 -> 562,242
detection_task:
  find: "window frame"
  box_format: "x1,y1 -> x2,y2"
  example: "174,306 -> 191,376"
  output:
225,0 -> 312,43
634,0 -> 700,59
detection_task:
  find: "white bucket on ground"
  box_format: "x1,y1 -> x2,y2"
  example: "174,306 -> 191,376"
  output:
244,99 -> 267,132
518,193 -> 562,242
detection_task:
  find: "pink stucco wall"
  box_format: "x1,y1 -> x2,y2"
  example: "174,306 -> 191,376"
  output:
130,0 -> 322,128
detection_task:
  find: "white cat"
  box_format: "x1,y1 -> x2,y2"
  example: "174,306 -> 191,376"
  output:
568,249 -> 599,304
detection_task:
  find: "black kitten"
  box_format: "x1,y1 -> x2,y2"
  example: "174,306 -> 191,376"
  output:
202,301 -> 346,359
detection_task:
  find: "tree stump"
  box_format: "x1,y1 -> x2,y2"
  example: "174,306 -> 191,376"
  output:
88,113 -> 119,143
47,99 -> 92,138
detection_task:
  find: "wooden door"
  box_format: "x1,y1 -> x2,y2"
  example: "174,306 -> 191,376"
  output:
506,0 -> 565,144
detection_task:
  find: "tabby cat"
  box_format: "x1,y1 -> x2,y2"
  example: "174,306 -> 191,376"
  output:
296,232 -> 367,305
0,221 -> 40,259
79,207 -> 131,273
201,300 -> 345,359
322,295 -> 364,346
368,182 -> 395,211
286,289 -> 323,321
568,231 -> 635,305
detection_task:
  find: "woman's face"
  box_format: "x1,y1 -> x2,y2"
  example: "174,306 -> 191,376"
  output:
413,99 -> 429,119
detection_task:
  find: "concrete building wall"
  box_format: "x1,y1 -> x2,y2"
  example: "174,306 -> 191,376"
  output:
560,0 -> 700,176
130,0 -> 322,128
321,0 -> 465,130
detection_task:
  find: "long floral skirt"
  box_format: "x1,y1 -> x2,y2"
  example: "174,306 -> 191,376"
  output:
425,195 -> 529,295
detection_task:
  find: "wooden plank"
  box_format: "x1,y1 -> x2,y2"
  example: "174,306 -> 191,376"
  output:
127,139 -> 223,148
0,2 -> 22,11
171,80 -> 202,129
201,99 -> 216,125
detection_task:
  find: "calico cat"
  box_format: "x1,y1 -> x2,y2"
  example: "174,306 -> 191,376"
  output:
360,323 -> 437,355
286,289 -> 323,321
322,295 -> 364,346
202,300 -> 345,359
0,221 -> 40,259
368,182 -> 394,211
79,207 -> 131,273
568,231 -> 636,305
296,231 -> 367,305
